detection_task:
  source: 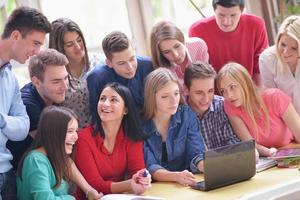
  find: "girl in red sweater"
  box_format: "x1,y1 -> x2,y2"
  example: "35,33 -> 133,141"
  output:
75,82 -> 151,198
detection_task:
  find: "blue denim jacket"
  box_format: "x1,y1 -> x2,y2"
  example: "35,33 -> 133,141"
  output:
143,105 -> 205,174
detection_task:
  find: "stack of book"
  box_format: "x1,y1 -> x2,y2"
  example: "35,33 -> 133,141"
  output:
256,157 -> 277,172
101,194 -> 164,200
270,148 -> 300,168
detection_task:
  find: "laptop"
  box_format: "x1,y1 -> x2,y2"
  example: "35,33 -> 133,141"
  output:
192,140 -> 256,191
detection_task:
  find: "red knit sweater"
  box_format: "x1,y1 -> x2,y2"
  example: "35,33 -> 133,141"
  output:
189,14 -> 268,76
74,125 -> 145,198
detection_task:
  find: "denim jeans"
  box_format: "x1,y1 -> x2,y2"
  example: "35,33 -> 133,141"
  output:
0,170 -> 17,200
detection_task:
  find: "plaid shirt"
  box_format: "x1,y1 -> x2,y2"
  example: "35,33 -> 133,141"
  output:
197,95 -> 240,150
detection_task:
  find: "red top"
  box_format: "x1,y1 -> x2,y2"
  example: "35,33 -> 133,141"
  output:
74,125 -> 145,197
189,14 -> 268,76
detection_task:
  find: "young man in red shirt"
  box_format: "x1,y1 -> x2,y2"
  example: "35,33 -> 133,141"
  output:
189,0 -> 268,85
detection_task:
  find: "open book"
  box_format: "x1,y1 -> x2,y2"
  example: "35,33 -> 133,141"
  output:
270,148 -> 300,159
256,157 -> 277,172
101,194 -> 164,200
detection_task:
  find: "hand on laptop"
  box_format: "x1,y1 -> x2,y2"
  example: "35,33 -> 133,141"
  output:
175,170 -> 197,186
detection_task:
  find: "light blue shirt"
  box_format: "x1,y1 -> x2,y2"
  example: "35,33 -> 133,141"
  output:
0,63 -> 29,173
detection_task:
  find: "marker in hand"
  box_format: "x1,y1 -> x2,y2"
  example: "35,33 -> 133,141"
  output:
136,169 -> 150,185
142,170 -> 149,177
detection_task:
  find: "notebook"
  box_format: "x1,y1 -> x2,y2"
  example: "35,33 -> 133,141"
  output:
256,157 -> 277,173
101,194 -> 164,200
270,148 -> 300,159
192,140 -> 256,191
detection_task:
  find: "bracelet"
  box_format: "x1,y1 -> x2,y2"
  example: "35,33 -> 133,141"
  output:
86,189 -> 91,198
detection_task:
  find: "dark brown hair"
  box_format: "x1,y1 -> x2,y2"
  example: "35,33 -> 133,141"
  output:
184,61 -> 216,89
212,0 -> 245,10
49,18 -> 90,75
94,82 -> 146,141
18,106 -> 77,188
102,31 -> 131,60
2,6 -> 51,39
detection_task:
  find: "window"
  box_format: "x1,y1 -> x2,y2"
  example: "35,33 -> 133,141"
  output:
0,0 -> 17,33
149,0 -> 214,35
40,0 -> 132,53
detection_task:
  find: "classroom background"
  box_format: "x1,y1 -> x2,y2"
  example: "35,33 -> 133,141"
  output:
0,0 -> 299,87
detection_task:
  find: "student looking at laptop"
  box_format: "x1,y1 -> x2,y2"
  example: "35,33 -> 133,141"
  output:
150,20 -> 209,99
216,62 -> 300,157
143,68 -> 205,187
189,0 -> 268,85
184,61 -> 240,150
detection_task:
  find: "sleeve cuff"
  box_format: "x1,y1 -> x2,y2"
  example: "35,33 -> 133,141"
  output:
148,164 -> 164,174
190,153 -> 204,173
0,113 -> 7,129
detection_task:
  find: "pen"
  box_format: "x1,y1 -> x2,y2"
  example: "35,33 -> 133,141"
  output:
142,170 -> 149,177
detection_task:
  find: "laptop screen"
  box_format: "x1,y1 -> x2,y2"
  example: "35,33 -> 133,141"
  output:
203,140 -> 256,190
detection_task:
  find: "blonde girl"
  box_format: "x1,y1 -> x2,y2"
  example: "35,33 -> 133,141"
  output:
216,62 -> 300,156
259,15 -> 300,115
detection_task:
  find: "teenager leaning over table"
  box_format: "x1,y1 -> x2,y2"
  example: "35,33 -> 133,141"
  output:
150,20 -> 209,99
143,68 -> 205,187
216,62 -> 300,157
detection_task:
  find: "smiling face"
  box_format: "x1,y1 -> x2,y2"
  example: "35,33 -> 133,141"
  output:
278,33 -> 299,66
188,78 -> 215,117
33,65 -> 69,105
214,5 -> 242,32
219,75 -> 243,107
159,39 -> 186,65
155,81 -> 180,117
97,86 -> 127,123
11,30 -> 46,64
65,118 -> 78,155
106,46 -> 138,79
63,31 -> 85,63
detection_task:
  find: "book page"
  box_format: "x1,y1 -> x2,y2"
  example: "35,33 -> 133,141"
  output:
101,194 -> 164,200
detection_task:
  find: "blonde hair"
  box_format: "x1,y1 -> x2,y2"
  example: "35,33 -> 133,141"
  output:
216,62 -> 269,140
143,68 -> 181,120
150,21 -> 185,68
276,15 -> 300,73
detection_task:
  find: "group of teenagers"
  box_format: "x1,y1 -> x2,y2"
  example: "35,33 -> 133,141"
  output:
1,0 -> 300,199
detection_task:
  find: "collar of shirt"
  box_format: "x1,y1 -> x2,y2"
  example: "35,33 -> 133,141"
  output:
0,62 -> 11,73
145,106 -> 182,136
